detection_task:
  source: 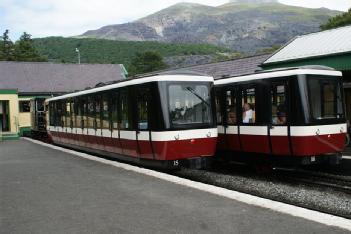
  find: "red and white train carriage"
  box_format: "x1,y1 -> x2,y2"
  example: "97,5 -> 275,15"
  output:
46,72 -> 217,169
214,66 -> 347,166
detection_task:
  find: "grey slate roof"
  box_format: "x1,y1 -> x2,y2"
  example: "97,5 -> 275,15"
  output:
264,25 -> 351,64
173,54 -> 271,79
0,62 -> 126,95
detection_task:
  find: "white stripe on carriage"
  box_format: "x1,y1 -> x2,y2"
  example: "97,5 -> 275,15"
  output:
217,125 -> 225,134
137,131 -> 150,141
240,126 -> 268,136
270,126 -> 288,136
290,124 -> 347,136
150,128 -> 217,141
226,126 -> 238,134
49,127 -> 218,142
216,124 -> 346,137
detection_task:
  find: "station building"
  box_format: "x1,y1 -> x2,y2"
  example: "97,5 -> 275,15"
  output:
0,62 -> 127,140
261,25 -> 351,124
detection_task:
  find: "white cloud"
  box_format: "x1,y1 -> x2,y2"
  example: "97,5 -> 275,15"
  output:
0,0 -> 350,39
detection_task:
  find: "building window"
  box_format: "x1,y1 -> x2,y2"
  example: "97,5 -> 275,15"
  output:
19,101 -> 30,113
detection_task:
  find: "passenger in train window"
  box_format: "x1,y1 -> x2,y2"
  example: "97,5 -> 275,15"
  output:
242,103 -> 253,123
272,105 -> 278,124
276,105 -> 287,125
277,111 -> 287,125
227,107 -> 236,124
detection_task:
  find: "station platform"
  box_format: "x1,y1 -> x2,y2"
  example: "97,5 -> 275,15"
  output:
0,139 -> 349,233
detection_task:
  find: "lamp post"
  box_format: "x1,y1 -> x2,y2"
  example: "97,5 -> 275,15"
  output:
75,48 -> 80,64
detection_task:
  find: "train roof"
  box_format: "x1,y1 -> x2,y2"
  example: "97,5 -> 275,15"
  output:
47,72 -> 213,102
214,66 -> 342,86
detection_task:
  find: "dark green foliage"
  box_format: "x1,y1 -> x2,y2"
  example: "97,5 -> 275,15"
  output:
33,37 -> 230,68
129,51 -> 168,76
0,30 -> 15,61
0,30 -> 47,62
321,8 -> 351,30
14,32 -> 47,62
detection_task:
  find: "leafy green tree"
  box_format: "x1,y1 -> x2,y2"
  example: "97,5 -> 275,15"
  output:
0,30 -> 15,61
129,51 -> 168,76
14,32 -> 47,62
321,8 -> 351,30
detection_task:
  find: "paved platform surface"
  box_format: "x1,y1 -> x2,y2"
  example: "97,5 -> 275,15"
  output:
0,140 -> 348,234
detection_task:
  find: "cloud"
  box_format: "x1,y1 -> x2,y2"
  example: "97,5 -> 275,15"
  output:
1,0 -> 350,39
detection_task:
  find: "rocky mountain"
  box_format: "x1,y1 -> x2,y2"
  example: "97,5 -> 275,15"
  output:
80,1 -> 340,54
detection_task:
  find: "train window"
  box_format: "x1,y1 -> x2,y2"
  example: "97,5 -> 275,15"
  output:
60,101 -> 66,127
102,94 -> 110,129
137,88 -> 149,130
49,102 -> 55,126
271,84 -> 287,125
19,101 -> 30,113
226,89 -> 237,125
308,77 -> 344,120
215,91 -> 222,124
168,84 -> 211,126
86,96 -> 95,128
56,101 -> 64,127
119,89 -> 130,130
241,87 -> 256,124
95,95 -> 102,129
76,100 -> 81,128
83,97 -> 88,128
111,92 -> 119,130
71,100 -> 77,128
65,101 -> 71,128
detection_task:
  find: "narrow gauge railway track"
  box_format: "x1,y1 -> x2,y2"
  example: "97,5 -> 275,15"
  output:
274,169 -> 351,195
170,161 -> 351,219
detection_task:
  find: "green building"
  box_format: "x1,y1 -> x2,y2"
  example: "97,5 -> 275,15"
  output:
262,25 -> 351,123
0,62 -> 127,140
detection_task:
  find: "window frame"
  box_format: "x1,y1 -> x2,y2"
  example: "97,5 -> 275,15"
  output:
19,100 -> 31,113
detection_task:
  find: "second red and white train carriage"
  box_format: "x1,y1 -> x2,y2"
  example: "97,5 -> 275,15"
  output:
214,66 -> 347,166
46,72 -> 217,169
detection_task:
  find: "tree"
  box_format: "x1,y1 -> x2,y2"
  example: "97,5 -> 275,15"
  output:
0,30 -> 15,61
321,8 -> 351,30
14,32 -> 47,62
128,51 -> 168,76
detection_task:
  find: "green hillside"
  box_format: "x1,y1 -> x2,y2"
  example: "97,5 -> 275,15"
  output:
33,37 -> 231,68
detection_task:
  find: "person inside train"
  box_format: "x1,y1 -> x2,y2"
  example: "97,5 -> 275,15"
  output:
277,111 -> 287,125
242,103 -> 253,123
227,107 -> 236,124
272,105 -> 278,124
273,104 -> 287,125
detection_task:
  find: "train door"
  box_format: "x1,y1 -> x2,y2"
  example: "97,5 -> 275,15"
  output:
119,88 -> 138,157
136,86 -> 154,159
269,82 -> 290,155
239,85 -> 270,154
224,87 -> 240,151
215,88 -> 227,150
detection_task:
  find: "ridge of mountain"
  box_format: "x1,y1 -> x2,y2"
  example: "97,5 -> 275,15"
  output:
80,2 -> 340,54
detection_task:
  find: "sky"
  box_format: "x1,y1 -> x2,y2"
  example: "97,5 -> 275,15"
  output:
0,0 -> 350,40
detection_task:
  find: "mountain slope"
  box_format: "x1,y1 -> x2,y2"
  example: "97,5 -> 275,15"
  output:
33,37 -> 231,68
80,1 -> 339,54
